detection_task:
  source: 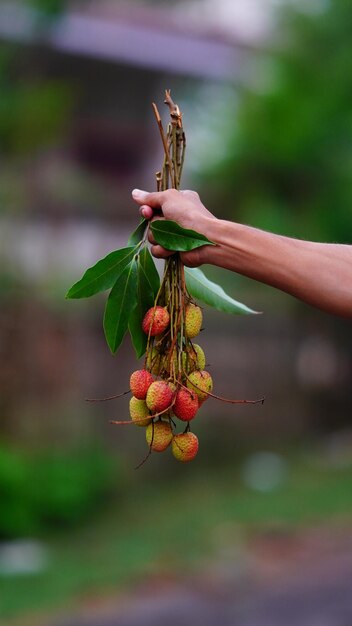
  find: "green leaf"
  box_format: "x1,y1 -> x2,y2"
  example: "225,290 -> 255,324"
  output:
138,246 -> 160,297
185,267 -> 258,315
150,220 -> 215,251
129,253 -> 157,359
66,246 -> 136,299
104,259 -> 138,354
128,219 -> 147,246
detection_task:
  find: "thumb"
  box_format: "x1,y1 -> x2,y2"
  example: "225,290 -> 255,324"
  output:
132,188 -> 173,208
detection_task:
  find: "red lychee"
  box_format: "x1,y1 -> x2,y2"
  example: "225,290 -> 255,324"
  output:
185,304 -> 202,339
172,432 -> 199,462
187,370 -> 213,402
142,306 -> 170,337
146,380 -> 174,414
129,397 -> 151,427
146,420 -> 173,451
173,388 -> 198,422
130,369 -> 154,400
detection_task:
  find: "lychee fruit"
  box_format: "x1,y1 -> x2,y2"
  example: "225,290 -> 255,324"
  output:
172,432 -> 199,462
163,348 -> 179,376
130,369 -> 154,400
192,344 -> 206,369
185,304 -> 202,339
146,420 -> 173,451
187,370 -> 213,402
146,380 -> 174,414
173,388 -> 198,422
142,306 -> 170,337
129,396 -> 151,427
182,343 -> 206,372
146,347 -> 163,375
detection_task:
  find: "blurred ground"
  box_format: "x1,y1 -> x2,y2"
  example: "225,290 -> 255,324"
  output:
14,522 -> 352,626
2,452 -> 352,624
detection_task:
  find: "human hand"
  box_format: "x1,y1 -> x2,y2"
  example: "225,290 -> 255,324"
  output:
131,188 -> 217,267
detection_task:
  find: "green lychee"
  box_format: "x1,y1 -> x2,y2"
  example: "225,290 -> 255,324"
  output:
173,388 -> 198,421
192,344 -> 206,369
187,370 -> 213,402
146,348 -> 163,375
146,380 -> 174,414
130,369 -> 154,400
163,348 -> 179,376
129,396 -> 151,427
182,344 -> 206,373
142,306 -> 170,336
172,432 -> 199,462
185,304 -> 202,339
146,420 -> 173,451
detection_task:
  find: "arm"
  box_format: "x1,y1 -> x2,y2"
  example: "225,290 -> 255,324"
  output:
132,188 -> 352,319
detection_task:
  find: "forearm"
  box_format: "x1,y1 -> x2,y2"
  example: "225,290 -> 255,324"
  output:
201,218 -> 352,318
132,188 -> 352,318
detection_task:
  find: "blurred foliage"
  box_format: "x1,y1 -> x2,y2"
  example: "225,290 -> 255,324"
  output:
0,47 -> 72,157
0,445 -> 116,538
201,0 -> 352,243
25,0 -> 67,19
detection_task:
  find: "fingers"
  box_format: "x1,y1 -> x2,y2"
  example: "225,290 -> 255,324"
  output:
139,205 -> 153,219
147,214 -> 165,246
139,204 -> 163,220
149,245 -> 203,267
148,229 -> 157,245
150,245 -> 174,259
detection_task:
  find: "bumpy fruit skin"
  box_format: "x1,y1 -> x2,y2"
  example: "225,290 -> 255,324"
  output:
142,306 -> 170,337
146,420 -> 173,451
185,304 -> 202,339
129,397 -> 151,427
130,370 -> 154,400
146,380 -> 174,414
146,348 -> 163,376
183,344 -> 206,373
163,348 -> 182,377
193,344 -> 206,370
172,432 -> 199,462
173,388 -> 198,421
187,370 -> 213,402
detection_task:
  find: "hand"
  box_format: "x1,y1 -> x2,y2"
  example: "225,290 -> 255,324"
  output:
131,188 -> 216,267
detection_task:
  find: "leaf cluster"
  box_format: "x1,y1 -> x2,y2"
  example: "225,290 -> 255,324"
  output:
66,219 -> 256,356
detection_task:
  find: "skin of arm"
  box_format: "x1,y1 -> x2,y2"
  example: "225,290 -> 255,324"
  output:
132,188 -> 352,319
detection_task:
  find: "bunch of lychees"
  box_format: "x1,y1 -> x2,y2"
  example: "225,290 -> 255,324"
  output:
108,92 -> 263,466
128,298 -> 211,462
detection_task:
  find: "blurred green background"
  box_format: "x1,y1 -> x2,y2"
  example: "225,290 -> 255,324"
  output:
0,0 -> 351,624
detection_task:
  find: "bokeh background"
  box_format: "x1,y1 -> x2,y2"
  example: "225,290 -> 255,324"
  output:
0,1 -> 352,625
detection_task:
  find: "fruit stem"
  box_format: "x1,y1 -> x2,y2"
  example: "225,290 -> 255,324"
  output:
86,390 -> 131,402
183,374 -> 265,405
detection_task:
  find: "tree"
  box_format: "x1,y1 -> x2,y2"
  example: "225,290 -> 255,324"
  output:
201,0 -> 352,243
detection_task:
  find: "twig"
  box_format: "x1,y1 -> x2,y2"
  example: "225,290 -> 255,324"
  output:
184,373 -> 265,405
164,89 -> 182,128
86,390 -> 130,402
152,102 -> 176,188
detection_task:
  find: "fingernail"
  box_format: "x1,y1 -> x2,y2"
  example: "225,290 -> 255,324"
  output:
132,188 -> 147,199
